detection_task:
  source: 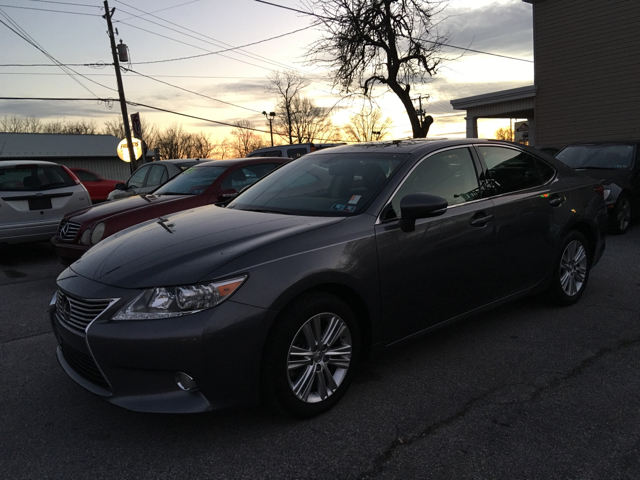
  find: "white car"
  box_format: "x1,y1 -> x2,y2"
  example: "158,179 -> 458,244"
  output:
0,160 -> 91,244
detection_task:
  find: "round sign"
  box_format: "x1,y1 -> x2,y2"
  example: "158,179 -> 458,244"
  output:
117,137 -> 143,162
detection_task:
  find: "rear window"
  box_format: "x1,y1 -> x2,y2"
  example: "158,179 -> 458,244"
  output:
0,164 -> 76,191
556,145 -> 635,169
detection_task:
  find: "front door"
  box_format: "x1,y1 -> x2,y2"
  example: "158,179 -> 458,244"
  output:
375,147 -> 498,345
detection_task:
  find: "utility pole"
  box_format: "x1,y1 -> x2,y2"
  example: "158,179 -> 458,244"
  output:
262,111 -> 276,147
103,0 -> 137,174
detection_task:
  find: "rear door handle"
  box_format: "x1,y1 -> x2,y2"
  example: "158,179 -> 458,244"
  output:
470,214 -> 494,227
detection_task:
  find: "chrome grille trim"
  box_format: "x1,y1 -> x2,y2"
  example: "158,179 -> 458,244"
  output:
55,290 -> 119,332
57,220 -> 81,240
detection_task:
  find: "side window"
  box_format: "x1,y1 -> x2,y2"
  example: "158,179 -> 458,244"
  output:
145,164 -> 167,187
127,166 -> 149,188
287,148 -> 308,159
388,148 -> 480,219
222,164 -> 276,190
536,159 -> 555,184
478,147 -> 546,195
74,170 -> 99,182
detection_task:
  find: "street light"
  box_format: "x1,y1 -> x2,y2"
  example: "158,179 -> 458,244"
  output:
262,111 -> 276,147
372,130 -> 381,141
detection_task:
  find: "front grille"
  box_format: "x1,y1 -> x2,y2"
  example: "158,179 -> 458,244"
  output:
60,342 -> 110,390
55,290 -> 116,332
57,220 -> 80,240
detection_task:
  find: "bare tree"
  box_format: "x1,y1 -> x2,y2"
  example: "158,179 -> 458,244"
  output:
229,121 -> 267,157
267,70 -> 309,144
290,96 -> 336,143
42,119 -> 98,135
189,131 -> 216,158
212,139 -> 231,160
494,127 -> 513,141
0,115 -> 44,133
304,0 -> 449,138
343,105 -> 394,142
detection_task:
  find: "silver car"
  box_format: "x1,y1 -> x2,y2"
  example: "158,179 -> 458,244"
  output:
0,160 -> 91,244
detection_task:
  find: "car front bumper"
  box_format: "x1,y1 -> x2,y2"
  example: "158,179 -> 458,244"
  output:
50,272 -> 276,413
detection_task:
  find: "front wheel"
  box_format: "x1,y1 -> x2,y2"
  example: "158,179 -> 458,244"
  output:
261,292 -> 360,418
547,231 -> 591,306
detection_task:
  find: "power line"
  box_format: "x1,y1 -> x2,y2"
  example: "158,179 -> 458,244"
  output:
0,71 -> 269,79
28,0 -> 100,8
122,67 -> 263,114
116,0 -> 200,22
0,10 -> 116,97
254,0 -> 534,63
0,3 -> 101,16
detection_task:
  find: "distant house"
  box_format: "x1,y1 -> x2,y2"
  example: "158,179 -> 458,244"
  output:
451,0 -> 640,148
0,132 -> 153,180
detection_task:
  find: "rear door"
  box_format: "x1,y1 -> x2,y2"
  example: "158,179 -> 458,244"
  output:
474,145 -> 570,293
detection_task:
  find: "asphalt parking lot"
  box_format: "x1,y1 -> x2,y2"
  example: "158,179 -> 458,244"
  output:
1,227 -> 640,479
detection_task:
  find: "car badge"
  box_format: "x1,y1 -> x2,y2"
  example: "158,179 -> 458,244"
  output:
59,222 -> 70,238
62,297 -> 72,324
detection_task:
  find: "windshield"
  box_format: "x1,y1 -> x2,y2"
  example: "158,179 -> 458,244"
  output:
556,145 -> 635,169
154,165 -> 227,195
0,164 -> 76,191
227,152 -> 408,216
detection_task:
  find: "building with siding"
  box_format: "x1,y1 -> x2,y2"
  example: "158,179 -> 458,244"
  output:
0,132 -> 153,180
451,0 -> 640,148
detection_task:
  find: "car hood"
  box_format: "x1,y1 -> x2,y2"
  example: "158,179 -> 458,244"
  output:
70,205 -> 343,289
67,194 -> 190,225
574,168 -> 630,187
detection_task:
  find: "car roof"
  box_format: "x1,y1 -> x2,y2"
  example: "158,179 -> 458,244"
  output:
563,140 -> 640,146
318,138 -> 520,156
188,157 -> 289,168
0,159 -> 60,167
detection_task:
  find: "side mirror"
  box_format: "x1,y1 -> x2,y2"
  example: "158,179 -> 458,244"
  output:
115,182 -> 126,191
398,193 -> 448,232
217,188 -> 238,202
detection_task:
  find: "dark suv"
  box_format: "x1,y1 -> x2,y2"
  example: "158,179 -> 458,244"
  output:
556,141 -> 640,234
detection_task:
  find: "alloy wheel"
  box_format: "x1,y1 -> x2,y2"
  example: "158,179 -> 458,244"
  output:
287,312 -> 352,403
559,240 -> 588,296
617,197 -> 631,232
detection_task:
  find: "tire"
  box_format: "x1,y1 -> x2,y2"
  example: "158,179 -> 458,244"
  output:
609,195 -> 631,235
261,292 -> 360,418
547,231 -> 591,306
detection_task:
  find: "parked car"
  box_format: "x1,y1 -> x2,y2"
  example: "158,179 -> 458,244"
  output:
0,160 -> 91,245
52,157 -> 289,265
107,159 -> 209,202
555,141 -> 640,234
247,142 -> 345,159
69,168 -> 123,203
49,139 -> 607,418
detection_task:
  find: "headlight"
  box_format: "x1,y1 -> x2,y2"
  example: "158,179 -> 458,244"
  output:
80,229 -> 91,245
602,189 -> 611,201
112,276 -> 247,320
91,222 -> 105,244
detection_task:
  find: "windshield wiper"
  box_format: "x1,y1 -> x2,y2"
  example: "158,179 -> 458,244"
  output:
243,208 -> 291,215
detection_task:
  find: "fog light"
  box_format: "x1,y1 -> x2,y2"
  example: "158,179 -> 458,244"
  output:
175,372 -> 198,392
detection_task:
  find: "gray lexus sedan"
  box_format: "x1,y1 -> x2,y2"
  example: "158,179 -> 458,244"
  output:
49,139 -> 608,418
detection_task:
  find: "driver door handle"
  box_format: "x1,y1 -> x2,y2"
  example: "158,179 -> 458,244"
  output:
549,195 -> 566,207
470,213 -> 494,227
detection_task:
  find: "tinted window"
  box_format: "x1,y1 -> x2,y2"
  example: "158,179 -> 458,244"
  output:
556,145 -> 635,169
0,164 -> 75,191
127,165 -> 149,188
155,166 -> 227,195
146,164 -> 167,187
478,146 -> 546,195
74,170 -> 100,182
221,164 -> 277,190
287,148 -> 308,159
228,152 -> 407,216
387,148 -> 480,219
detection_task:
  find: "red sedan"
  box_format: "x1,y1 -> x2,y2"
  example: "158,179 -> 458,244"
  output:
70,168 -> 124,203
52,157 -> 289,265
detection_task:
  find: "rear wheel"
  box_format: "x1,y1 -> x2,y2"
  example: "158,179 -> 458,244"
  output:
609,195 -> 631,235
261,292 -> 360,418
547,231 -> 591,306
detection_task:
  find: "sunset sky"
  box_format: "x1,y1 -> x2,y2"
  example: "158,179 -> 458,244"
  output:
0,0 -> 534,144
